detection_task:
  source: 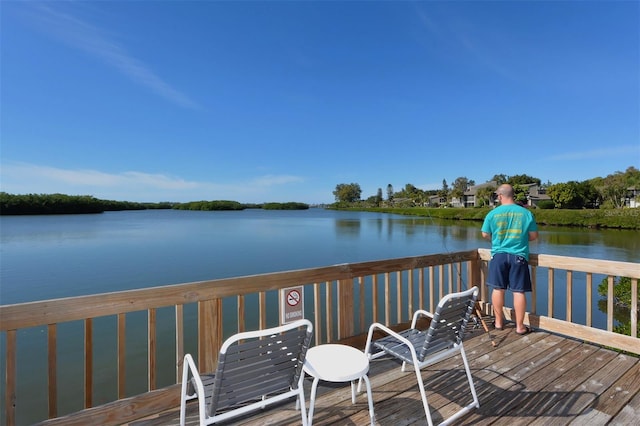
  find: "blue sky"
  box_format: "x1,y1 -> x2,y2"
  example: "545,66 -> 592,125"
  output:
1,1 -> 638,204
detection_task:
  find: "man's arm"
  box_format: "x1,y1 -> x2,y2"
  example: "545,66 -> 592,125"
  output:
529,231 -> 539,241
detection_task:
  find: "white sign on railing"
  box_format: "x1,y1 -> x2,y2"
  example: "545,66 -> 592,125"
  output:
280,285 -> 304,324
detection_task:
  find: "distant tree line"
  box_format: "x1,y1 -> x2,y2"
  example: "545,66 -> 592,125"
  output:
0,192 -> 173,215
262,202 -> 309,210
332,166 -> 640,210
173,201 -> 309,211
173,200 -> 244,211
0,193 -> 310,215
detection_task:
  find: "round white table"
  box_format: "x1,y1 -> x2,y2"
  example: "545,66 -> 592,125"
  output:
303,344 -> 375,425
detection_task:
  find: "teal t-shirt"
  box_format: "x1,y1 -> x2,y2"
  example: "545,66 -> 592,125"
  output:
481,204 -> 538,261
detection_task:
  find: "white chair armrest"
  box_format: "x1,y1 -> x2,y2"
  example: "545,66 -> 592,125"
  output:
410,309 -> 434,328
364,322 -> 420,362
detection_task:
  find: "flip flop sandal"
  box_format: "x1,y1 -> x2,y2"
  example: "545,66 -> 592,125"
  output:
492,321 -> 503,331
516,326 -> 532,335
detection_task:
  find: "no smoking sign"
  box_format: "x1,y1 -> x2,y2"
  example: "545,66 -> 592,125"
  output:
286,289 -> 301,306
280,286 -> 304,324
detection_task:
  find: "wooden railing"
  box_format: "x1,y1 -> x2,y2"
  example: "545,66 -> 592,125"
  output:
1,249 -> 638,425
488,249 -> 639,354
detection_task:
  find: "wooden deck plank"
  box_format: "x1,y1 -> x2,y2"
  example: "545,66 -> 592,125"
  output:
126,328 -> 640,426
456,330 -> 569,425
562,352 -> 640,425
592,359 -> 640,417
524,347 -> 621,426
610,385 -> 640,424
481,342 -> 601,426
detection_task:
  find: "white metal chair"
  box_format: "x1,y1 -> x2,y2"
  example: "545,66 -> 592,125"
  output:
180,319 -> 314,425
362,286 -> 480,426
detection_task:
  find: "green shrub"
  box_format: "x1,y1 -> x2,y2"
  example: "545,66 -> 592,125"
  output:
262,202 -> 309,210
537,200 -> 555,209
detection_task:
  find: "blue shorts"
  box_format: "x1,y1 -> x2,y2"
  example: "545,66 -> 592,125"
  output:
487,253 -> 532,293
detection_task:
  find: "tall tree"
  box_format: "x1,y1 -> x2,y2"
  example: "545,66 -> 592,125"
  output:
509,174 -> 541,185
451,177 -> 474,201
547,181 -> 590,209
476,186 -> 496,207
512,185 -> 529,205
386,184 -> 394,201
594,167 -> 640,208
624,166 -> 640,187
491,174 -> 508,185
394,183 -> 426,205
333,183 -> 362,203
438,179 -> 449,203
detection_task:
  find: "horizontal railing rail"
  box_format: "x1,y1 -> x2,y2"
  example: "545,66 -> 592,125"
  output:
1,249 -> 638,426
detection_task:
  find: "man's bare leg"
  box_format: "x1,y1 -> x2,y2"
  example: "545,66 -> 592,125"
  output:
513,292 -> 527,333
492,289 -> 505,328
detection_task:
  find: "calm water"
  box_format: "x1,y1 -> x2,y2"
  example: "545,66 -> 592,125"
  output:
1,208 -> 639,424
1,208 -> 638,304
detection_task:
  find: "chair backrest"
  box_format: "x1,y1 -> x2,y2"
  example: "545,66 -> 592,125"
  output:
419,286 -> 478,361
207,319 -> 313,417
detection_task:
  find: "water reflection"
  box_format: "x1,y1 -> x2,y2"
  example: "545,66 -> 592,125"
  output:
334,218 -> 361,237
536,226 -> 640,263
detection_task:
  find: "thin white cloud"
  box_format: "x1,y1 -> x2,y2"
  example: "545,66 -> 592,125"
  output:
26,3 -> 198,109
547,145 -> 640,161
0,162 -> 306,202
0,162 -> 199,190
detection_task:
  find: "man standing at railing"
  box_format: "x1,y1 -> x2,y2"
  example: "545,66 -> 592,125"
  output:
481,184 -> 539,335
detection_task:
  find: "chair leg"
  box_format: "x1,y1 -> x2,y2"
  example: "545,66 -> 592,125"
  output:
360,374 -> 375,426
440,346 -> 480,425
307,377 -> 320,426
296,374 -> 309,426
179,392 -> 186,426
460,345 -> 480,409
412,362 -> 434,426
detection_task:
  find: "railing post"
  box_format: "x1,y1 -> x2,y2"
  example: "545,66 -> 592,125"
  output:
199,298 -> 222,372
469,255 -> 482,300
6,330 -> 16,426
84,318 -> 93,409
631,278 -> 638,339
47,324 -> 57,419
337,279 -> 354,340
117,313 -> 126,400
175,305 -> 184,383
148,308 -> 157,391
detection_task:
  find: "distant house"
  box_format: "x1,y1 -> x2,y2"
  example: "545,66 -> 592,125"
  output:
424,195 -> 441,207
521,183 -> 552,208
463,181 -> 498,208
450,196 -> 464,208
462,181 -> 551,208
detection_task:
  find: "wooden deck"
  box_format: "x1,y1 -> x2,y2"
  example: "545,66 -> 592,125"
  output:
128,322 -> 640,426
